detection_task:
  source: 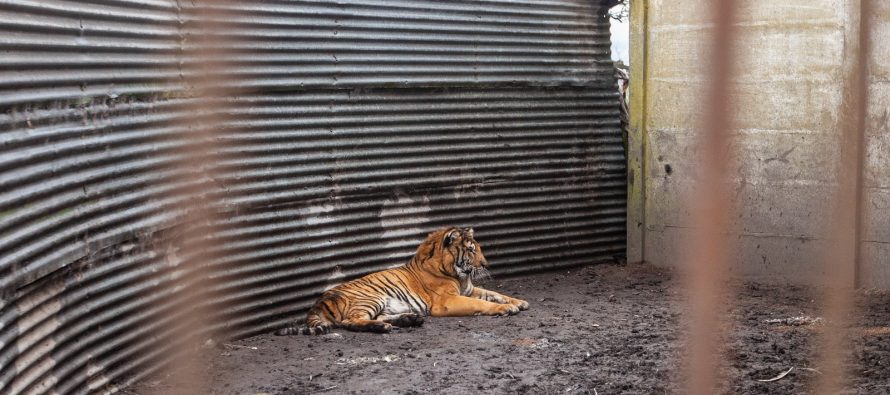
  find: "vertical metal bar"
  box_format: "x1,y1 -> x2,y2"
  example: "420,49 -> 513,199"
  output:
853,0 -> 871,293
684,1 -> 737,394
151,1 -> 241,393
814,0 -> 870,392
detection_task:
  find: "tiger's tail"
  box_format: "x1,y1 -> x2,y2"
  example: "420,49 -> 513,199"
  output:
274,306 -> 334,336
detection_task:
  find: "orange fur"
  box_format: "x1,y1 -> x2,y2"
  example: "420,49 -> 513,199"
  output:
275,227 -> 529,335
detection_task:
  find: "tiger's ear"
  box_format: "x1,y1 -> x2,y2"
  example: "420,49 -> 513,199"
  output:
443,229 -> 459,247
465,227 -> 474,238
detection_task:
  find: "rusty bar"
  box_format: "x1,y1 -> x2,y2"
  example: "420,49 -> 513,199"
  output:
813,0 -> 871,393
150,1 -> 243,393
853,0 -> 871,296
683,1 -> 737,394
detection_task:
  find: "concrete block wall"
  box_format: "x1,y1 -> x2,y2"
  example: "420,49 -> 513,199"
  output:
628,1 -> 889,286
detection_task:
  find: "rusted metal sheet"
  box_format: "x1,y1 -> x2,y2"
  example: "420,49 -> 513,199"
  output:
0,1 -> 623,394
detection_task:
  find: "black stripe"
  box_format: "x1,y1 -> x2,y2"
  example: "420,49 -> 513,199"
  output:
320,301 -> 338,320
339,288 -> 369,299
366,281 -> 395,297
333,297 -> 345,315
392,271 -> 428,312
425,241 -> 437,260
398,285 -> 425,312
382,279 -> 409,302
380,276 -> 403,291
382,277 -> 413,305
373,299 -> 385,316
407,292 -> 427,313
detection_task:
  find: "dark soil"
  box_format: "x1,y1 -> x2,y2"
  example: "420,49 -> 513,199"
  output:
127,263 -> 890,394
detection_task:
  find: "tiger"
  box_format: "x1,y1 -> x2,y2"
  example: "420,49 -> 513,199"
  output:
275,226 -> 530,335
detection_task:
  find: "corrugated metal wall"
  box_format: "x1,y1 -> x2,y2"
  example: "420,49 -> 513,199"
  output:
0,0 -> 624,393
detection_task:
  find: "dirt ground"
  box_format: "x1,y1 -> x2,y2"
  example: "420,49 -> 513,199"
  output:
127,263 -> 890,394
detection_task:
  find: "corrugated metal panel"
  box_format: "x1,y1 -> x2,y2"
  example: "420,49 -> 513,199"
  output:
0,0 -> 613,109
0,1 -> 623,394
177,0 -> 614,89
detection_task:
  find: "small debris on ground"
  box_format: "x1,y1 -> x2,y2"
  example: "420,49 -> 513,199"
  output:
764,316 -> 823,326
223,343 -> 259,350
756,367 -> 794,382
335,354 -> 401,365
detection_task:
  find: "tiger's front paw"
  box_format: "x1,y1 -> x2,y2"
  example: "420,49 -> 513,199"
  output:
511,298 -> 530,311
493,303 -> 520,316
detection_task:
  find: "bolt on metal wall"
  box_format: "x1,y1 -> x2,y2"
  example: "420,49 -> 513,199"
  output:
0,0 -> 625,393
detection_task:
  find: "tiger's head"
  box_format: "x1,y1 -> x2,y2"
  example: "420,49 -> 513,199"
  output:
415,227 -> 490,282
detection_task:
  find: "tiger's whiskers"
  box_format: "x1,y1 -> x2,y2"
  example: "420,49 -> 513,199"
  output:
471,266 -> 492,283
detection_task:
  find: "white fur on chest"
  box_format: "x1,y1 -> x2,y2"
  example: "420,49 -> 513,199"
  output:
382,298 -> 414,315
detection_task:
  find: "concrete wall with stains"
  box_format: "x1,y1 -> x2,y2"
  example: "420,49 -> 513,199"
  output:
863,2 -> 890,287
629,1 -> 889,285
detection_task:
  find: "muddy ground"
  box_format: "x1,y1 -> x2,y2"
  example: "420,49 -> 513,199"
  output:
127,263 -> 890,394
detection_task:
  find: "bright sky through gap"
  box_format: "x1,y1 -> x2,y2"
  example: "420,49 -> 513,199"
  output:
609,4 -> 629,65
